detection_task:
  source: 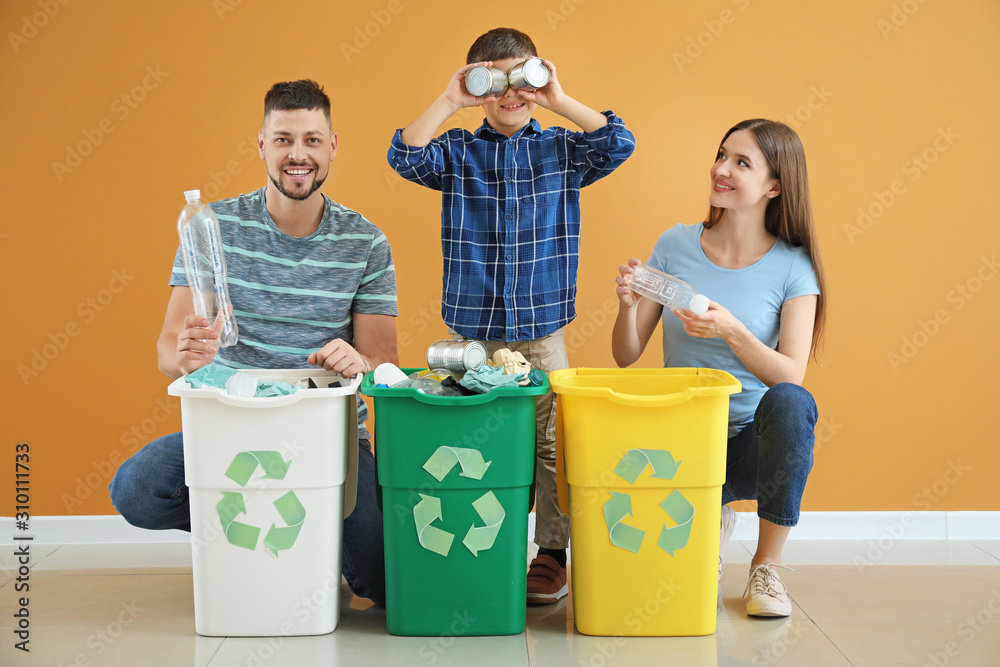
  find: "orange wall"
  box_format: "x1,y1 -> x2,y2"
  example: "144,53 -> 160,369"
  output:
2,0 -> 998,517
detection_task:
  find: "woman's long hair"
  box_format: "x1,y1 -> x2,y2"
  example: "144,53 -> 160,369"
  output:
705,119 -> 827,359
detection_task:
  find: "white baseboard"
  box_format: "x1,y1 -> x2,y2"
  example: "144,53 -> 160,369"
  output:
1,516 -> 191,545
947,512 -> 1000,540
731,511 -> 946,541
2,511 -> 998,545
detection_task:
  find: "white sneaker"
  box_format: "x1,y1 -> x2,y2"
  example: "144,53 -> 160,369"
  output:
719,505 -> 736,580
743,563 -> 792,617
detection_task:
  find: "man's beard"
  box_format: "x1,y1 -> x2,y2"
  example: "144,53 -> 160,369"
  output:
268,163 -> 326,201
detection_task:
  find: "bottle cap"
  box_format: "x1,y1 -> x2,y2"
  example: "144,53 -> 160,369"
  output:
183,189 -> 201,203
689,294 -> 710,315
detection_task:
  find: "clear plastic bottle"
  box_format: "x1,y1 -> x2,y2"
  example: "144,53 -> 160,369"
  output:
397,376 -> 462,396
628,263 -> 710,314
177,190 -> 239,347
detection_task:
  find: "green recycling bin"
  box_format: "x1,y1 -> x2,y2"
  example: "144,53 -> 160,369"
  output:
362,369 -> 547,636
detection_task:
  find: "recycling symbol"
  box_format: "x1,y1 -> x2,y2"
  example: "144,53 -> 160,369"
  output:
412,447 -> 505,558
603,449 -> 694,556
216,451 -> 306,556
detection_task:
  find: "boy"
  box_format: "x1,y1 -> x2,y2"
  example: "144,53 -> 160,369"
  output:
387,27 -> 635,604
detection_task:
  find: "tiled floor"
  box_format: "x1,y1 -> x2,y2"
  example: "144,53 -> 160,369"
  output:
3,538 -> 1000,666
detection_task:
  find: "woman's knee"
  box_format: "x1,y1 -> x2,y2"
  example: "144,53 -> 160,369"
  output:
758,383 -> 817,427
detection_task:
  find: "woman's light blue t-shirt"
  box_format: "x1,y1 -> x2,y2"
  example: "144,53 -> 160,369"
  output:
647,223 -> 820,438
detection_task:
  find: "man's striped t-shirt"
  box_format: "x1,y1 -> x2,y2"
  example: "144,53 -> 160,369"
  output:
170,187 -> 397,438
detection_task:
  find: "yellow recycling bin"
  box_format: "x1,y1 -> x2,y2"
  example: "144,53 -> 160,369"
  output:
550,368 -> 740,637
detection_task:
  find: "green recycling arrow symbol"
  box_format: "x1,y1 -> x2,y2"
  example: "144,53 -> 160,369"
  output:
614,449 -> 682,484
657,489 -> 695,556
217,491 -> 260,550
225,451 -> 290,485
413,493 -> 454,557
463,491 -> 505,556
216,451 -> 305,556
263,490 -> 307,556
413,447 -> 506,557
422,446 -> 492,482
603,449 -> 694,556
603,491 -> 645,553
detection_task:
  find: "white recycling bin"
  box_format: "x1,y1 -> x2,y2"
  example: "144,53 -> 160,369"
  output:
168,369 -> 361,637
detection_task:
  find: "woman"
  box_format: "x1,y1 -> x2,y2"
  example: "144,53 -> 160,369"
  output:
611,119 -> 826,617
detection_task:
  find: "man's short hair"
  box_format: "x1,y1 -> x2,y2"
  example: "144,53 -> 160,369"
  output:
263,79 -> 331,125
466,28 -> 538,64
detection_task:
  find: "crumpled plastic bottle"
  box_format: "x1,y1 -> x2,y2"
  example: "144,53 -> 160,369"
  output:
398,373 -> 463,397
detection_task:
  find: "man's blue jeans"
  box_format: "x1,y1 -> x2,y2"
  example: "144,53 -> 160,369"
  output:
109,433 -> 386,606
721,383 -> 817,527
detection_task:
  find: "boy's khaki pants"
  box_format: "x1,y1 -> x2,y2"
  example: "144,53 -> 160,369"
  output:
449,328 -> 570,551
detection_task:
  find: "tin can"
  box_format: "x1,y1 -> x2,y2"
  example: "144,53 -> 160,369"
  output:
507,57 -> 550,91
426,340 -> 489,373
465,65 -> 508,97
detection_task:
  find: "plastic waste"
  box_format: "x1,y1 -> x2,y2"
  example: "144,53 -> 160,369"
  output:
628,263 -> 710,314
411,368 -> 459,383
396,376 -> 462,397
177,189 -> 239,347
374,363 -> 409,387
527,369 -> 546,387
441,376 -> 477,396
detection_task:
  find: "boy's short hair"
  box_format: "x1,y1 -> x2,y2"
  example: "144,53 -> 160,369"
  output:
466,28 -> 538,64
263,79 -> 331,126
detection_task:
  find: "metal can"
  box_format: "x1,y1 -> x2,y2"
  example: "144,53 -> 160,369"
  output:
465,65 -> 508,97
507,57 -> 550,91
426,339 -> 489,373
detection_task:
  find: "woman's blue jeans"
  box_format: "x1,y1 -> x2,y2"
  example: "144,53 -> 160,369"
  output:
721,383 -> 818,527
109,432 -> 386,606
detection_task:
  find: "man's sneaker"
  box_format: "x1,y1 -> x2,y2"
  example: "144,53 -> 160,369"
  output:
743,563 -> 793,617
526,554 -> 568,605
719,505 -> 736,580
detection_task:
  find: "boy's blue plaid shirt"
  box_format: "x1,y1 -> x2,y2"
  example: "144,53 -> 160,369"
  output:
388,111 -> 635,341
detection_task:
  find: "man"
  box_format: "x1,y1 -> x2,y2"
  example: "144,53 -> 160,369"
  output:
111,80 -> 397,605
